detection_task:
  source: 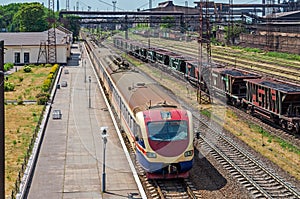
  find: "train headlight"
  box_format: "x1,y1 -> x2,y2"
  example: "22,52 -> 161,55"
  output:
184,150 -> 193,157
146,152 -> 157,158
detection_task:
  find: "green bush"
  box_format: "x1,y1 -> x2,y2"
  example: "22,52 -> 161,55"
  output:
4,81 -> 15,91
23,66 -> 32,73
49,64 -> 59,74
27,64 -> 36,68
36,93 -> 50,105
4,63 -> 14,72
47,73 -> 54,80
45,64 -> 52,68
42,79 -> 51,92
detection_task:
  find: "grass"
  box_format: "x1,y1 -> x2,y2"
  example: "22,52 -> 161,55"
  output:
223,110 -> 300,180
5,66 -> 50,101
5,104 -> 44,196
4,65 -> 52,197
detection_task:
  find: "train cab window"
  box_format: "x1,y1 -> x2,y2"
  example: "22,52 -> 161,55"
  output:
135,125 -> 145,148
147,121 -> 188,141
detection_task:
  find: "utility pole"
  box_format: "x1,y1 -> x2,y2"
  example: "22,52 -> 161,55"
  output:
197,0 -> 203,103
227,0 -> 234,45
0,40 -> 5,199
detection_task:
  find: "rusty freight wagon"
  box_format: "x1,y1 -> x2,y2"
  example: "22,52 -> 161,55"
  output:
244,78 -> 300,133
210,67 -> 261,106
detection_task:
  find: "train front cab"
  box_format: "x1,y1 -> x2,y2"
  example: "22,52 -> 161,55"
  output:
135,109 -> 194,179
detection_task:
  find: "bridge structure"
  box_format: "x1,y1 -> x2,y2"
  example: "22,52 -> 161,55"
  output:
59,10 -> 201,32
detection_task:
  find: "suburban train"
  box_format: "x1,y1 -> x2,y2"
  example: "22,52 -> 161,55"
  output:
84,36 -> 195,179
113,36 -> 300,134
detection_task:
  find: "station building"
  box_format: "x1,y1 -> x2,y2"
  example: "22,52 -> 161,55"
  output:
0,26 -> 72,65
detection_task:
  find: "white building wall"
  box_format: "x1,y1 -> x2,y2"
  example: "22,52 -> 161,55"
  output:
4,45 -> 68,65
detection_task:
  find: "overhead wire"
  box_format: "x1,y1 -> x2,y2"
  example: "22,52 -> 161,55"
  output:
96,0 -> 125,11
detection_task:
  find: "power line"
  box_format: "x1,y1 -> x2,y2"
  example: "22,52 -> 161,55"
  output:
96,0 -> 124,11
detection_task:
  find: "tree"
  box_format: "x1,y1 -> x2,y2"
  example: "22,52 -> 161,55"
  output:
13,3 -> 48,32
160,16 -> 175,29
0,3 -> 22,31
225,23 -> 245,44
60,15 -> 81,41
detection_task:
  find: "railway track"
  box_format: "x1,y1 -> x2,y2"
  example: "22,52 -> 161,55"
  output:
129,47 -> 300,198
101,37 -> 300,198
132,34 -> 300,70
122,124 -> 202,199
85,37 -> 203,199
115,39 -> 300,147
190,112 -> 300,198
129,35 -> 300,84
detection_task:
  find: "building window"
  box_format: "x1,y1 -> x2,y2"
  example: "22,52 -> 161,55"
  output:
14,52 -> 20,64
24,52 -> 30,63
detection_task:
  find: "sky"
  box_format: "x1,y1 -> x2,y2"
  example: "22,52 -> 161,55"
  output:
0,0 -> 262,11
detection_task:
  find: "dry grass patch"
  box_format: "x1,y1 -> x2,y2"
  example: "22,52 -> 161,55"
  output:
223,110 -> 300,180
5,104 -> 44,195
4,65 -> 53,197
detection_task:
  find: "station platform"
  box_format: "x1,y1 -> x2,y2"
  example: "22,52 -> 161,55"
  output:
26,43 -> 145,199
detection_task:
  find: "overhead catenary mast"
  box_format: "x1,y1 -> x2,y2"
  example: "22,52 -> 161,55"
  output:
66,0 -> 69,11
48,0 -> 57,63
112,1 -> 117,11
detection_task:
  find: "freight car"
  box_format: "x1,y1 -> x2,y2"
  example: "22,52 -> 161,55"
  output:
210,67 -> 262,106
133,29 -> 196,42
85,36 -> 195,179
113,36 -> 300,134
243,78 -> 300,133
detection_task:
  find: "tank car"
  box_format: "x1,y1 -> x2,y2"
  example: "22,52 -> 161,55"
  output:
90,41 -> 195,179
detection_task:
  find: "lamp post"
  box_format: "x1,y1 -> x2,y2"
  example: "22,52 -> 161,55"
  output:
88,76 -> 91,108
101,127 -> 108,193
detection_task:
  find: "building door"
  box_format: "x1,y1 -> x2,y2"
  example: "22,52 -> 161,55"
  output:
14,52 -> 20,64
24,52 -> 30,64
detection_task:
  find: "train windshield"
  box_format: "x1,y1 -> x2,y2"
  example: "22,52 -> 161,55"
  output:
147,121 -> 188,141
